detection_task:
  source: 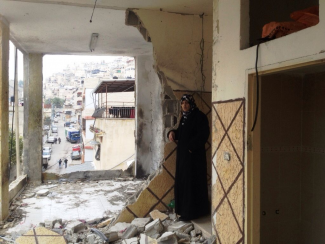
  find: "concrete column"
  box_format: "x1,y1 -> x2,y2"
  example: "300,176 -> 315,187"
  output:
0,16 -> 10,220
135,55 -> 163,177
23,54 -> 43,183
14,48 -> 20,176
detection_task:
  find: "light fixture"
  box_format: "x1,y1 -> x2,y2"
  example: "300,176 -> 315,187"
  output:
89,33 -> 99,52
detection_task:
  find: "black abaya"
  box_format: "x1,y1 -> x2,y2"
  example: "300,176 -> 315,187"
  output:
169,108 -> 210,220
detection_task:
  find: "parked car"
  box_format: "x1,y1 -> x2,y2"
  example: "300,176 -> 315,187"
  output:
54,118 -> 58,123
42,150 -> 51,160
43,125 -> 50,131
64,122 -> 71,127
43,146 -> 52,153
72,145 -> 81,152
71,151 -> 81,160
56,113 -> 60,117
47,136 -> 55,143
52,127 -> 58,133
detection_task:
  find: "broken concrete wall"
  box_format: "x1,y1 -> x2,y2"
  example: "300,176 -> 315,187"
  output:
94,118 -> 135,170
118,8 -> 213,222
212,0 -> 325,242
135,54 -> 163,177
133,9 -> 212,92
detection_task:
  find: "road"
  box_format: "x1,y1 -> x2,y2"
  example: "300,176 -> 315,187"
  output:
43,115 -> 82,174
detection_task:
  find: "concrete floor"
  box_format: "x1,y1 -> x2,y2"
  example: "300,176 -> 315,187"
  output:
6,179 -> 144,236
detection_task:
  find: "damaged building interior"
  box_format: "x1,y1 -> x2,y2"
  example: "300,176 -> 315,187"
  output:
0,0 -> 324,243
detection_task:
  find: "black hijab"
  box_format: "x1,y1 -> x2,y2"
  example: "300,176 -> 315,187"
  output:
180,94 -> 197,125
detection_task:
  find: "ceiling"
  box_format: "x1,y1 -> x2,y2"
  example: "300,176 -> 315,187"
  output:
0,0 -> 212,56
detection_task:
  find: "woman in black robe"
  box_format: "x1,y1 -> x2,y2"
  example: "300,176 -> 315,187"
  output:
168,94 -> 210,221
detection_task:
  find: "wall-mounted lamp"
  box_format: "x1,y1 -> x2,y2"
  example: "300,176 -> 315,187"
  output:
89,33 -> 99,52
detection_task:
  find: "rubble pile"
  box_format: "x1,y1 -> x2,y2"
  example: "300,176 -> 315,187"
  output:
10,210 -> 216,244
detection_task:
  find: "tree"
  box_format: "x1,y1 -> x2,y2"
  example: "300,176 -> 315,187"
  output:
44,97 -> 65,108
9,131 -> 23,164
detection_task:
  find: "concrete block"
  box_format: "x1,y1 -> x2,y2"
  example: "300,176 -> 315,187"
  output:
124,237 -> 138,244
175,231 -> 190,241
54,222 -> 62,229
167,222 -> 192,232
144,219 -> 164,238
109,222 -> 131,233
157,232 -> 177,244
36,189 -> 49,196
97,218 -> 114,228
104,231 -> 119,242
131,217 -> 151,232
65,220 -> 86,234
44,220 -> 54,229
149,210 -> 168,221
121,225 -> 138,239
140,234 -> 157,244
52,228 -> 63,235
183,225 -> 194,234
87,234 -> 96,244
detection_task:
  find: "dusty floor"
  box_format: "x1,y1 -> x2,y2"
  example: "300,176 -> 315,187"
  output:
2,178 -> 144,238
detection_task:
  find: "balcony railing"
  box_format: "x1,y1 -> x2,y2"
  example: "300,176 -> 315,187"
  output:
92,102 -> 135,119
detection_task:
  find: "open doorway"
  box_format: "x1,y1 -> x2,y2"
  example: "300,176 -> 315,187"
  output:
248,61 -> 325,243
42,55 -> 136,175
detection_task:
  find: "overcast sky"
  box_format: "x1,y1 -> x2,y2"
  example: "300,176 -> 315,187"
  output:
9,41 -> 126,81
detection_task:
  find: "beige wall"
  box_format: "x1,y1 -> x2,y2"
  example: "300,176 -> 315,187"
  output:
213,0 -> 325,242
94,118 -> 135,170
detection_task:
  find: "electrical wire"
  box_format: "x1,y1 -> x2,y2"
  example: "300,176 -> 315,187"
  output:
251,42 -> 260,132
89,0 -> 98,23
199,13 -> 206,92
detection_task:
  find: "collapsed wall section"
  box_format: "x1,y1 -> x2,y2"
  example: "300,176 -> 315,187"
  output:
116,9 -> 213,222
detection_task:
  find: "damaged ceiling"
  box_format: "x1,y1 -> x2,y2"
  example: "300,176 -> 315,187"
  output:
0,0 -> 212,56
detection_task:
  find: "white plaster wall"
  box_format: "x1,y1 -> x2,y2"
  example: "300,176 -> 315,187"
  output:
135,54 -> 163,177
213,0 -> 325,102
94,119 -> 135,170
85,88 -> 96,109
84,148 -> 94,162
85,120 -> 94,140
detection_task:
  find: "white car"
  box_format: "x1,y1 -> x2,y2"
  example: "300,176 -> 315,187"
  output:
43,146 -> 52,153
42,150 -> 51,160
47,136 -> 56,143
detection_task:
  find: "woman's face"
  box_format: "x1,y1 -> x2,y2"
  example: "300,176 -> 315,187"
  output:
181,100 -> 191,112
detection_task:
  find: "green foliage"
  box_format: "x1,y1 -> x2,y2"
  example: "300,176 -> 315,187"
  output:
9,131 -> 23,164
44,97 -> 65,108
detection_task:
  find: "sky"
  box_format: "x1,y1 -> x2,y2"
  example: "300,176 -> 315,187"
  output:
9,41 -> 125,81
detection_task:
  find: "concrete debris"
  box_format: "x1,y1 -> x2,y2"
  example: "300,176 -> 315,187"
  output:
131,217 -> 151,232
124,189 -> 137,195
121,224 -> 138,239
65,220 -> 86,234
157,231 -> 177,243
175,231 -> 191,240
87,234 -> 96,244
144,219 -> 164,238
169,213 -> 177,221
149,210 -> 168,222
23,192 -> 36,198
140,233 -> 157,244
124,237 -> 138,244
183,225 -> 194,234
167,221 -> 193,232
109,222 -> 131,235
104,231 -> 119,242
36,189 -> 49,196
97,218 -> 114,228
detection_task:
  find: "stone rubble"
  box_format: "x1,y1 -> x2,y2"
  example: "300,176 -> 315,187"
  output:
0,208 -> 216,244
0,179 -> 216,244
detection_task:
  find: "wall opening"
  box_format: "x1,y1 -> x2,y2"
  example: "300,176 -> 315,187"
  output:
248,61 -> 325,243
242,0 -> 319,49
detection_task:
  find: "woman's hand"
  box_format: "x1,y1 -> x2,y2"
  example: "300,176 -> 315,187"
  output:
169,131 -> 175,142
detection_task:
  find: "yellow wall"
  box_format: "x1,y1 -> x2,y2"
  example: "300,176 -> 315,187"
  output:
94,119 -> 135,170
